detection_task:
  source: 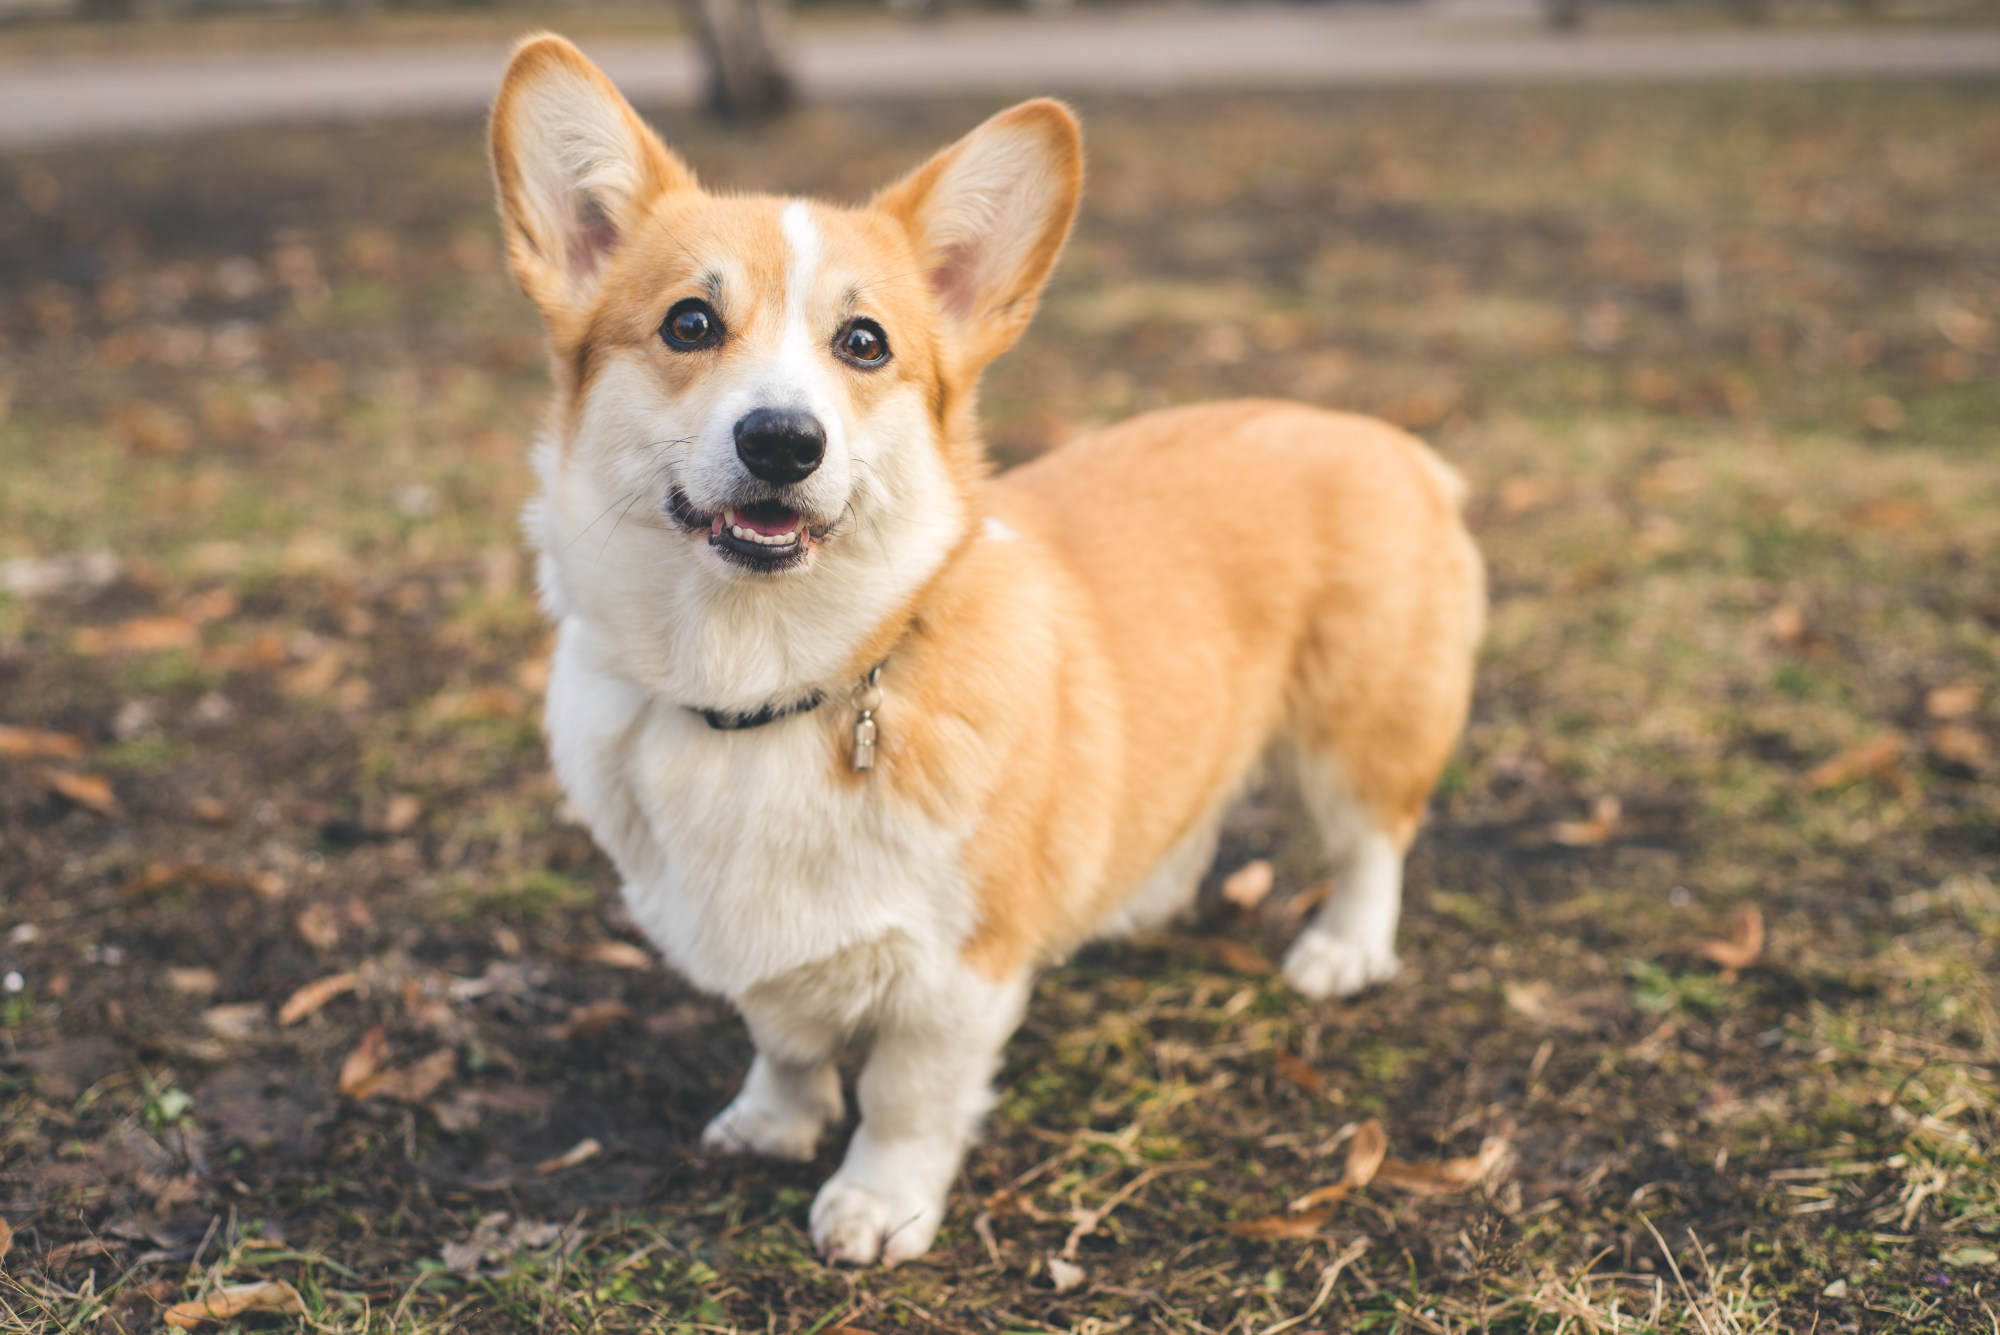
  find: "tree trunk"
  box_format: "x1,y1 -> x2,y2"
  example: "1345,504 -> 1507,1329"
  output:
689,0 -> 795,121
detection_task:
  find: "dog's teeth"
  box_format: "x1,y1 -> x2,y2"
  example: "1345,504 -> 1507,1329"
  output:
731,525 -> 749,539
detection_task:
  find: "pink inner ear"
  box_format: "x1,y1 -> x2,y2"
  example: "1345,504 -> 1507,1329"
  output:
565,196 -> 620,276
930,242 -> 983,322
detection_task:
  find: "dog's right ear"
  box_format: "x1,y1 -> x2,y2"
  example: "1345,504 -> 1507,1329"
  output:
490,34 -> 696,325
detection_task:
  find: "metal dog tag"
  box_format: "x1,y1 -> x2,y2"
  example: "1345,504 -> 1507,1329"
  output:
851,664 -> 884,772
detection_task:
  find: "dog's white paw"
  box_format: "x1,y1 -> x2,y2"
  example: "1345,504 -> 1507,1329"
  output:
701,1090 -> 832,1162
1283,931 -> 1400,999
809,1174 -> 943,1267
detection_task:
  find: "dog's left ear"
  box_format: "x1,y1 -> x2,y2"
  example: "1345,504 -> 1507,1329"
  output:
872,99 -> 1082,374
490,33 -> 697,326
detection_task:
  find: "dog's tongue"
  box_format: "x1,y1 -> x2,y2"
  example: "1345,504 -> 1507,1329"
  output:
731,502 -> 802,536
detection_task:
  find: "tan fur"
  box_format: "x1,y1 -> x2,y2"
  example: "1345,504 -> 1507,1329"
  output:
491,35 -> 1484,1265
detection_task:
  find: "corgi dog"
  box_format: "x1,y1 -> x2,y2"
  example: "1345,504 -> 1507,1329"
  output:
490,35 -> 1484,1267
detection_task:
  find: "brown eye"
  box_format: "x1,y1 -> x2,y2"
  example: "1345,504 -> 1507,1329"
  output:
661,298 -> 722,349
838,319 -> 889,368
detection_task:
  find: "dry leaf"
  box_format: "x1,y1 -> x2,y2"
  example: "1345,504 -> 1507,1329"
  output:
380,793 -> 423,834
295,902 -> 341,951
69,615 -> 198,656
1373,1135 -> 1509,1196
1932,724 -> 1989,769
165,967 -> 221,997
1228,1203 -> 1339,1238
338,1024 -> 389,1097
0,1215 -> 11,1262
535,1137 -> 603,1175
180,587 -> 237,624
1047,1254 -> 1086,1293
555,1000 -> 634,1041
1259,1118 -> 1386,1229
1769,603 -> 1805,647
1694,906 -> 1765,980
1274,1051 -> 1323,1095
202,1003 -> 266,1040
1158,933 -> 1271,975
1496,475 -> 1563,517
1550,795 -> 1621,847
369,1048 -> 458,1104
1221,860 -> 1275,909
127,862 -> 249,896
575,940 -> 653,970
281,650 -> 345,698
0,725 -> 86,760
1805,732 -> 1908,791
38,768 -> 118,814
190,795 -> 235,824
163,1280 -> 305,1329
1926,684 -> 1980,720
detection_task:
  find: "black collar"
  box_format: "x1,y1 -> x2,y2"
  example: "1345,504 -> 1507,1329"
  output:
689,690 -> 826,731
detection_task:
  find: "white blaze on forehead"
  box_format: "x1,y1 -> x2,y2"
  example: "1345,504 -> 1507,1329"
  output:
780,199 -> 822,343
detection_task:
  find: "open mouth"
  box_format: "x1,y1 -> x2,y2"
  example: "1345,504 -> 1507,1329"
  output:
668,488 -> 823,570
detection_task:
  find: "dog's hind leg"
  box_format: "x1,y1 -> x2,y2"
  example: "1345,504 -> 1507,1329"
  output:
1281,749 -> 1410,999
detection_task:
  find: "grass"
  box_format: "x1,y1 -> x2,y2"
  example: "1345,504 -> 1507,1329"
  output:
0,77 -> 1997,1332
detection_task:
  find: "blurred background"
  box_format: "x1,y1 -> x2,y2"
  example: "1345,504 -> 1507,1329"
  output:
1,1 -> 1997,1332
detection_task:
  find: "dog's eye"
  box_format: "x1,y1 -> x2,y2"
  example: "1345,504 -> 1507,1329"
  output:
837,319 -> 890,368
661,298 -> 722,350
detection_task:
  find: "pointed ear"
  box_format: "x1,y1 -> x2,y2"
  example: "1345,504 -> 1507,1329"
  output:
489,34 -> 696,322
871,99 -> 1082,374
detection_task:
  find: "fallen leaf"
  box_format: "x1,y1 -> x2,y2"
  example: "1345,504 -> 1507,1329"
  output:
1496,476 -> 1563,517
0,725 -> 86,760
554,1000 -> 634,1041
1228,1203 -> 1340,1238
1805,733 -> 1908,791
1373,1135 -> 1509,1196
1769,603 -> 1805,647
1047,1254 -> 1086,1293
1550,795 -> 1621,847
69,615 -> 198,656
368,1049 -> 458,1104
574,940 -> 653,970
1694,906 -> 1765,980
190,795 -> 235,824
380,793 -> 423,834
1240,1119 -> 1387,1235
127,862 -> 249,896
163,1280 -> 305,1329
295,902 -> 341,951
278,972 -> 360,1027
112,400 -> 193,458
202,1003 -> 266,1040
281,650 -> 345,698
38,768 -> 118,815
1221,859 -> 1275,909
1855,397 -> 1907,436
165,967 -> 221,996
1158,934 -> 1271,975
535,1137 -> 603,1175
1931,724 -> 1989,770
1925,684 -> 1980,720
180,587 -> 237,624
1274,1051 -> 1323,1095
338,1024 -> 389,1097
1276,879 -> 1331,925
0,1215 -> 11,1261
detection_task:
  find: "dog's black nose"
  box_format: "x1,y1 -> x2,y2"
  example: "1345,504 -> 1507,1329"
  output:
734,408 -> 826,485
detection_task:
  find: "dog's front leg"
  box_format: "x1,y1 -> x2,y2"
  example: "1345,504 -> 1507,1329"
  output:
810,966 -> 1031,1266
701,1007 -> 844,1163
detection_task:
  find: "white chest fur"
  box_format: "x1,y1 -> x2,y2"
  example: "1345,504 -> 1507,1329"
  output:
542,618 -> 978,1004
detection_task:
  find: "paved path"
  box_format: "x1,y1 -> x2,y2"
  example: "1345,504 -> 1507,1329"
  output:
4,5 -> 2000,149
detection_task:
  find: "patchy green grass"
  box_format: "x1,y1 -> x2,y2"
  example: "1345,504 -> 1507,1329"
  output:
1,79 -> 1998,1332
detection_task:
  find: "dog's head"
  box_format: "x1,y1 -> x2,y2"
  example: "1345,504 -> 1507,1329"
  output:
491,36 -> 1080,703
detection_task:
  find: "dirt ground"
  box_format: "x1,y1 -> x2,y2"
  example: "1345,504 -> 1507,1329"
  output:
0,79 -> 1996,1334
